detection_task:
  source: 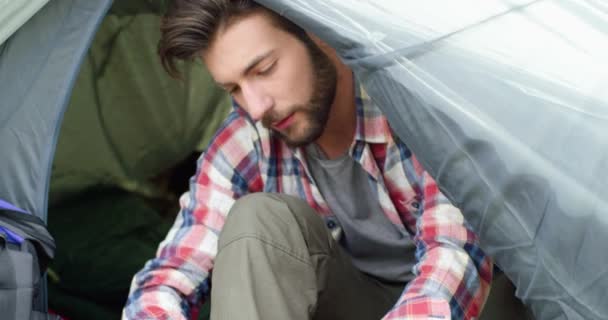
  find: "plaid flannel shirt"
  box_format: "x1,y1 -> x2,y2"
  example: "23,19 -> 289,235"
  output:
123,89 -> 493,320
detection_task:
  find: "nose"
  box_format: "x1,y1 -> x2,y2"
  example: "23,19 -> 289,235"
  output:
241,82 -> 273,122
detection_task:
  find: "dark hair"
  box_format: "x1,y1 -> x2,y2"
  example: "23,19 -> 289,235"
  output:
159,0 -> 307,77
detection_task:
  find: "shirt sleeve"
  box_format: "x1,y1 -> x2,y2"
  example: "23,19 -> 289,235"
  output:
383,170 -> 493,320
122,113 -> 263,319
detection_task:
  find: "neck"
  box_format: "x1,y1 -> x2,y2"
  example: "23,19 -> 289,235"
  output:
314,59 -> 356,159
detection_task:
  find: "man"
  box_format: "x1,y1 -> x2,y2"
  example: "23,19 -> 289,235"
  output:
123,1 -> 495,319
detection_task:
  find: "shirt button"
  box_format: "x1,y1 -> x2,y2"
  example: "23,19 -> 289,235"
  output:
326,220 -> 337,229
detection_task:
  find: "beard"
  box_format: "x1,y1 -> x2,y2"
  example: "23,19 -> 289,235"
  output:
261,37 -> 337,148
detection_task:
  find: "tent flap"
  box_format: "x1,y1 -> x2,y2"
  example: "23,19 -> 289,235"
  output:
0,0 -> 113,220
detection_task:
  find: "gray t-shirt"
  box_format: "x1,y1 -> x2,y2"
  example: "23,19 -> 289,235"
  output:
305,143 -> 417,282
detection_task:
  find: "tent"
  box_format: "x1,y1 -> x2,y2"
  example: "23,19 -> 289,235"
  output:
256,1 -> 608,319
2,0 -> 608,319
1,0 -> 229,318
1,0 -> 230,218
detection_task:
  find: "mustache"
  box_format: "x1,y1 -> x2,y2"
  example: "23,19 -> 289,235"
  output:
261,105 -> 307,128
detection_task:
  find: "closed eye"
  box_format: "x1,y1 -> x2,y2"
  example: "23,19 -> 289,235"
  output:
257,61 -> 276,76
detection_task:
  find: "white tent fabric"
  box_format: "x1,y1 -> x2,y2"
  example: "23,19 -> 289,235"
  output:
257,1 -> 608,319
0,0 -> 50,45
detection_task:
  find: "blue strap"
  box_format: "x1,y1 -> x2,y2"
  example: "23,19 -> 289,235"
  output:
0,199 -> 28,245
0,199 -> 28,214
0,226 -> 24,245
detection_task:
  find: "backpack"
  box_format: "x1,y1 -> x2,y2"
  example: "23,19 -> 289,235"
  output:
0,199 -> 57,320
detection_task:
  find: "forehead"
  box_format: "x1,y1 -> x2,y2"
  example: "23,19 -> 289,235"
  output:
202,11 -> 295,82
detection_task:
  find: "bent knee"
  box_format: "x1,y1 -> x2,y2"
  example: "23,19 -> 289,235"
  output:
219,193 -> 304,243
219,193 -> 334,259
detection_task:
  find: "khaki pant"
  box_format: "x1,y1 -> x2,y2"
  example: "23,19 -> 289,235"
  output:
210,193 -> 530,320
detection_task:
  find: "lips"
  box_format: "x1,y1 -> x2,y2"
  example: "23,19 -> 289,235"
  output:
272,113 -> 296,131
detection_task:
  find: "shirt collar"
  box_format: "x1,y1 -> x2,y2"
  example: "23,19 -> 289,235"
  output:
354,84 -> 392,145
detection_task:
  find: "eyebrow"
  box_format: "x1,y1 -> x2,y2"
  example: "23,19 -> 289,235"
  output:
216,50 -> 275,88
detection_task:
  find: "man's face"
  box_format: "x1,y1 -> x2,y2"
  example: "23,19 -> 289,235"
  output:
202,11 -> 337,147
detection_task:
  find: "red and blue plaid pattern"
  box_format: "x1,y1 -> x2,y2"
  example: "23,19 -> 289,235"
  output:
123,90 -> 492,320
